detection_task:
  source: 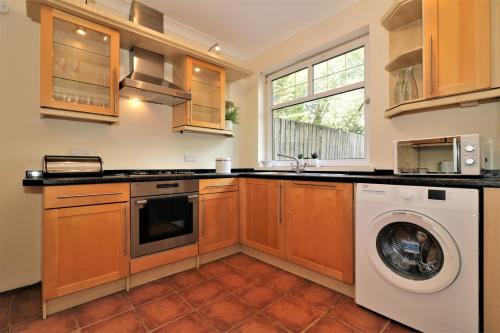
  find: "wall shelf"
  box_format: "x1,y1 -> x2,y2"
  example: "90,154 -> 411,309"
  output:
385,47 -> 422,72
173,125 -> 234,137
381,0 -> 422,31
385,88 -> 500,118
26,0 -> 253,82
41,108 -> 119,124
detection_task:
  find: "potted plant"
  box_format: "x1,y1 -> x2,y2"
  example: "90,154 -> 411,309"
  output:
297,153 -> 304,166
310,152 -> 319,167
225,101 -> 240,131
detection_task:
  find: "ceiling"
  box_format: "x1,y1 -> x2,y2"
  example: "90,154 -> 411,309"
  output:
136,0 -> 360,60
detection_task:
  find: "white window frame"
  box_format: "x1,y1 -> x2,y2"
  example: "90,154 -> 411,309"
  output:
266,35 -> 370,167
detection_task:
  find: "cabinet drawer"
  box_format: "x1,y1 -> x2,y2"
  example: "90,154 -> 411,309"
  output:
200,178 -> 238,194
44,183 -> 130,209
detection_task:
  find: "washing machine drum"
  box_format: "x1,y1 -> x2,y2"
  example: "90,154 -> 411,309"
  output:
367,211 -> 460,294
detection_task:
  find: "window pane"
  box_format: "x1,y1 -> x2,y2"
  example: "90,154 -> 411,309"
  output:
273,88 -> 365,160
314,62 -> 327,79
328,56 -> 345,74
346,47 -> 364,68
313,77 -> 328,94
346,65 -> 364,85
272,68 -> 308,105
313,47 -> 365,94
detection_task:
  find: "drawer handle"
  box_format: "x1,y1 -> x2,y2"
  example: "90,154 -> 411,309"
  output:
291,183 -> 337,189
56,192 -> 123,199
205,184 -> 234,188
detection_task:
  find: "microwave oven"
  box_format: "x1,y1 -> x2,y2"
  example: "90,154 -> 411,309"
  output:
394,134 -> 487,176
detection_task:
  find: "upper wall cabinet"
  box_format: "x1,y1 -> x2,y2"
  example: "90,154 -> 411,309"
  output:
40,5 -> 120,124
173,57 -> 233,136
383,0 -> 500,117
423,0 -> 491,98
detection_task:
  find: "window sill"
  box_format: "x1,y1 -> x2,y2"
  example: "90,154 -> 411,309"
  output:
254,165 -> 375,173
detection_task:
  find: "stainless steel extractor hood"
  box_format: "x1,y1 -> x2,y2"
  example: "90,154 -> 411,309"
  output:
119,1 -> 191,106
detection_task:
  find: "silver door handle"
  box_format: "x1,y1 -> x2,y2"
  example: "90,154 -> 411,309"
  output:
188,195 -> 199,199
429,34 -> 433,95
201,197 -> 206,236
123,204 -> 127,256
136,199 -> 148,205
113,68 -> 118,114
205,184 -> 233,188
57,192 -> 123,199
292,183 -> 338,189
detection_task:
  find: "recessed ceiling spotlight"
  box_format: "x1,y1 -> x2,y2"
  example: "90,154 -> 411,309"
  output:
208,43 -> 221,54
194,67 -> 201,72
76,27 -> 86,36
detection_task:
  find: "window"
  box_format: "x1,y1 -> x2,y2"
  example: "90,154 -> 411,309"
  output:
268,38 -> 368,164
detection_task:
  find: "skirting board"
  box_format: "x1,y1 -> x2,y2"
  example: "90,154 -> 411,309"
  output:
241,245 -> 355,298
45,278 -> 127,317
44,244 -> 353,316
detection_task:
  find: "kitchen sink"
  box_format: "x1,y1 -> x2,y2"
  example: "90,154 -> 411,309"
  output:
251,172 -> 349,177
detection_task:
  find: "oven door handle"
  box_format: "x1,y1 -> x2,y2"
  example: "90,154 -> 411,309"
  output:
136,199 -> 148,205
188,194 -> 198,202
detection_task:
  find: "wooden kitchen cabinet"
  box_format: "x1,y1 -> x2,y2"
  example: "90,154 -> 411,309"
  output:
384,0 -> 498,117
484,188 -> 500,332
40,5 -> 120,122
284,181 -> 354,284
239,178 -> 285,258
199,178 -> 239,254
173,56 -> 226,131
199,192 -> 239,254
423,0 -> 491,98
42,184 -> 130,300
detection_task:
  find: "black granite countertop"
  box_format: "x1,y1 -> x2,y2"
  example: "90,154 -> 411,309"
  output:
22,169 -> 500,188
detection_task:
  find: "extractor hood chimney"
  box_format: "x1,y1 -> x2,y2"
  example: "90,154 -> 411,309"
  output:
119,1 -> 191,106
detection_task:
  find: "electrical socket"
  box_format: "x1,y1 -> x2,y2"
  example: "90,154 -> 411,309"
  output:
184,153 -> 196,162
71,149 -> 93,156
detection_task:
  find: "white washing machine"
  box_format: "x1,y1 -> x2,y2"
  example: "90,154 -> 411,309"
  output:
355,183 -> 479,332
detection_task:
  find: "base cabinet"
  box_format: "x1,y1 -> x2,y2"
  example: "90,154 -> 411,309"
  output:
239,178 -> 285,258
43,202 -> 129,300
199,191 -> 239,254
284,181 -> 354,284
484,188 -> 500,332
42,183 -> 130,301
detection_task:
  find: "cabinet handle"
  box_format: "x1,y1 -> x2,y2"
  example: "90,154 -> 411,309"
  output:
201,197 -> 206,235
291,183 -> 338,189
113,68 -> 118,114
123,204 -> 128,256
278,183 -> 283,225
205,184 -> 233,188
429,34 -> 433,95
56,192 -> 123,199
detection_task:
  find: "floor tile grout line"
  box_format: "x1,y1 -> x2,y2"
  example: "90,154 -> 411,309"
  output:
124,291 -> 150,333
77,303 -> 133,331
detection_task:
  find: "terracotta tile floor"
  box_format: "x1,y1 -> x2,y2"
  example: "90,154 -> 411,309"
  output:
0,253 -> 417,333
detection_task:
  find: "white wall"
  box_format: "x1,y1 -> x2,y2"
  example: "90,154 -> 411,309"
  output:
0,0 -> 249,291
244,0 -> 500,169
1,0 -> 500,291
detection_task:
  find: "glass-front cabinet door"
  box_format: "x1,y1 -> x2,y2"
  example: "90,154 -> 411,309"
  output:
40,6 -> 120,117
187,57 -> 225,129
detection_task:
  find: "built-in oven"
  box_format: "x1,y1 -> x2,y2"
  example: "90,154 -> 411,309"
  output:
130,179 -> 198,258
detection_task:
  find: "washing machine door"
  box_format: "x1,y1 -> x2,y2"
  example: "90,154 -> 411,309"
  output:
366,210 -> 460,294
